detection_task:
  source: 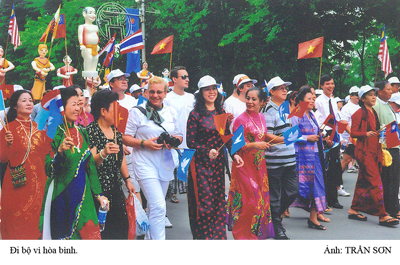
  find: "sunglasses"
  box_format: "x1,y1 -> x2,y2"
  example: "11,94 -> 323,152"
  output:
178,75 -> 189,80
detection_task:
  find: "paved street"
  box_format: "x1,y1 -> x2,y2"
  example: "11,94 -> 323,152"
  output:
165,170 -> 399,240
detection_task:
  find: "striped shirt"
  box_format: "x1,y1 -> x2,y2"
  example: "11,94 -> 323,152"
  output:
261,100 -> 296,169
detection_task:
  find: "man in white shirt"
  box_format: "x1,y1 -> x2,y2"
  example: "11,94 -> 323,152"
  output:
163,66 -> 194,203
340,86 -> 360,176
314,74 -> 345,209
223,74 -> 257,129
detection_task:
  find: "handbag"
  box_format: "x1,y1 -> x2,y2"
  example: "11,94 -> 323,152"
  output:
133,194 -> 150,236
125,194 -> 136,240
382,148 -> 392,167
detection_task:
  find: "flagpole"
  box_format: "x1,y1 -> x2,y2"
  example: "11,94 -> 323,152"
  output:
169,51 -> 173,75
318,56 -> 323,90
267,133 -> 282,144
63,115 -> 74,153
270,142 -> 285,147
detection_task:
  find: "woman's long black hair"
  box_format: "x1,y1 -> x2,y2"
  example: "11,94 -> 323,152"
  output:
6,90 -> 33,123
194,87 -> 224,116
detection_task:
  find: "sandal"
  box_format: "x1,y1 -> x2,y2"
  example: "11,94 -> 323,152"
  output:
379,217 -> 399,227
348,213 -> 367,221
170,194 -> 179,203
324,206 -> 333,213
317,214 -> 330,223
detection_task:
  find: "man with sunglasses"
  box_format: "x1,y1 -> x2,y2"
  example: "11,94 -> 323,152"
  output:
340,86 -> 360,177
163,66 -> 195,204
262,76 -> 298,240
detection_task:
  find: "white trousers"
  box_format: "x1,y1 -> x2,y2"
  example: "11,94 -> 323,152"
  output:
138,178 -> 169,240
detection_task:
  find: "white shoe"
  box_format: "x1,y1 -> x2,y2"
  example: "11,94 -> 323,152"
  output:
338,186 -> 350,197
165,216 -> 173,228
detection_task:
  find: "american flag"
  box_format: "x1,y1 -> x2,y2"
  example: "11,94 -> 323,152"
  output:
8,4 -> 21,50
378,25 -> 392,78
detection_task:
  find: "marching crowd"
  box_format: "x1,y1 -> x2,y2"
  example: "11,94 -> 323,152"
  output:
1,65 -> 400,240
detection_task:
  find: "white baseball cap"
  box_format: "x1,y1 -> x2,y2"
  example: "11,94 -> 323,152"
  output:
233,74 -> 257,88
198,75 -> 218,89
335,97 -> 344,102
266,76 -> 292,92
388,76 -> 400,85
129,84 -> 141,93
349,86 -> 360,94
345,95 -> 350,103
389,93 -> 400,105
107,69 -> 130,82
358,85 -> 378,98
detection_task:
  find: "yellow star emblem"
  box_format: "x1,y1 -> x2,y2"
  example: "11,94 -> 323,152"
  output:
307,45 -> 315,54
159,43 -> 166,50
4,88 -> 10,95
218,128 -> 224,135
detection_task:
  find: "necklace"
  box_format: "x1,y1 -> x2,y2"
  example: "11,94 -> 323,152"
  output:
245,111 -> 265,140
60,124 -> 81,153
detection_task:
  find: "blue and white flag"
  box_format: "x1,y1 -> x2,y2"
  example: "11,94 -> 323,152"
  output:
177,148 -> 196,181
35,100 -> 63,139
0,91 -> 5,111
231,124 -> 246,155
137,94 -> 148,106
282,125 -> 302,145
278,100 -> 290,124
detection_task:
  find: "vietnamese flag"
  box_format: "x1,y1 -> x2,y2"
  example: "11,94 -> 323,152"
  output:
288,101 -> 309,119
220,134 -> 233,144
297,36 -> 324,59
385,121 -> 400,149
214,113 -> 228,135
338,121 -> 347,134
113,101 -> 129,134
0,84 -> 14,99
322,114 -> 335,128
151,35 -> 174,55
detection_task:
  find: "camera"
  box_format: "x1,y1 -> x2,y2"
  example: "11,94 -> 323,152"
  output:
156,132 -> 181,147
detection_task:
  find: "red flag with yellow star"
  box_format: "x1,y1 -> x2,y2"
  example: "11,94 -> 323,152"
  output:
113,101 -> 129,134
287,101 -> 309,119
151,35 -> 174,55
297,36 -> 324,59
0,84 -> 14,99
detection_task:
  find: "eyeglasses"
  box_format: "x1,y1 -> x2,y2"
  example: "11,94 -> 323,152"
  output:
149,90 -> 165,95
272,86 -> 287,91
116,77 -> 129,82
178,75 -> 189,80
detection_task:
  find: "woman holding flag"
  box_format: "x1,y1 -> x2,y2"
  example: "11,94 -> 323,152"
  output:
290,86 -> 329,230
40,87 -> 108,239
348,85 -> 398,227
186,75 -> 243,239
0,90 -> 49,239
226,86 -> 275,239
